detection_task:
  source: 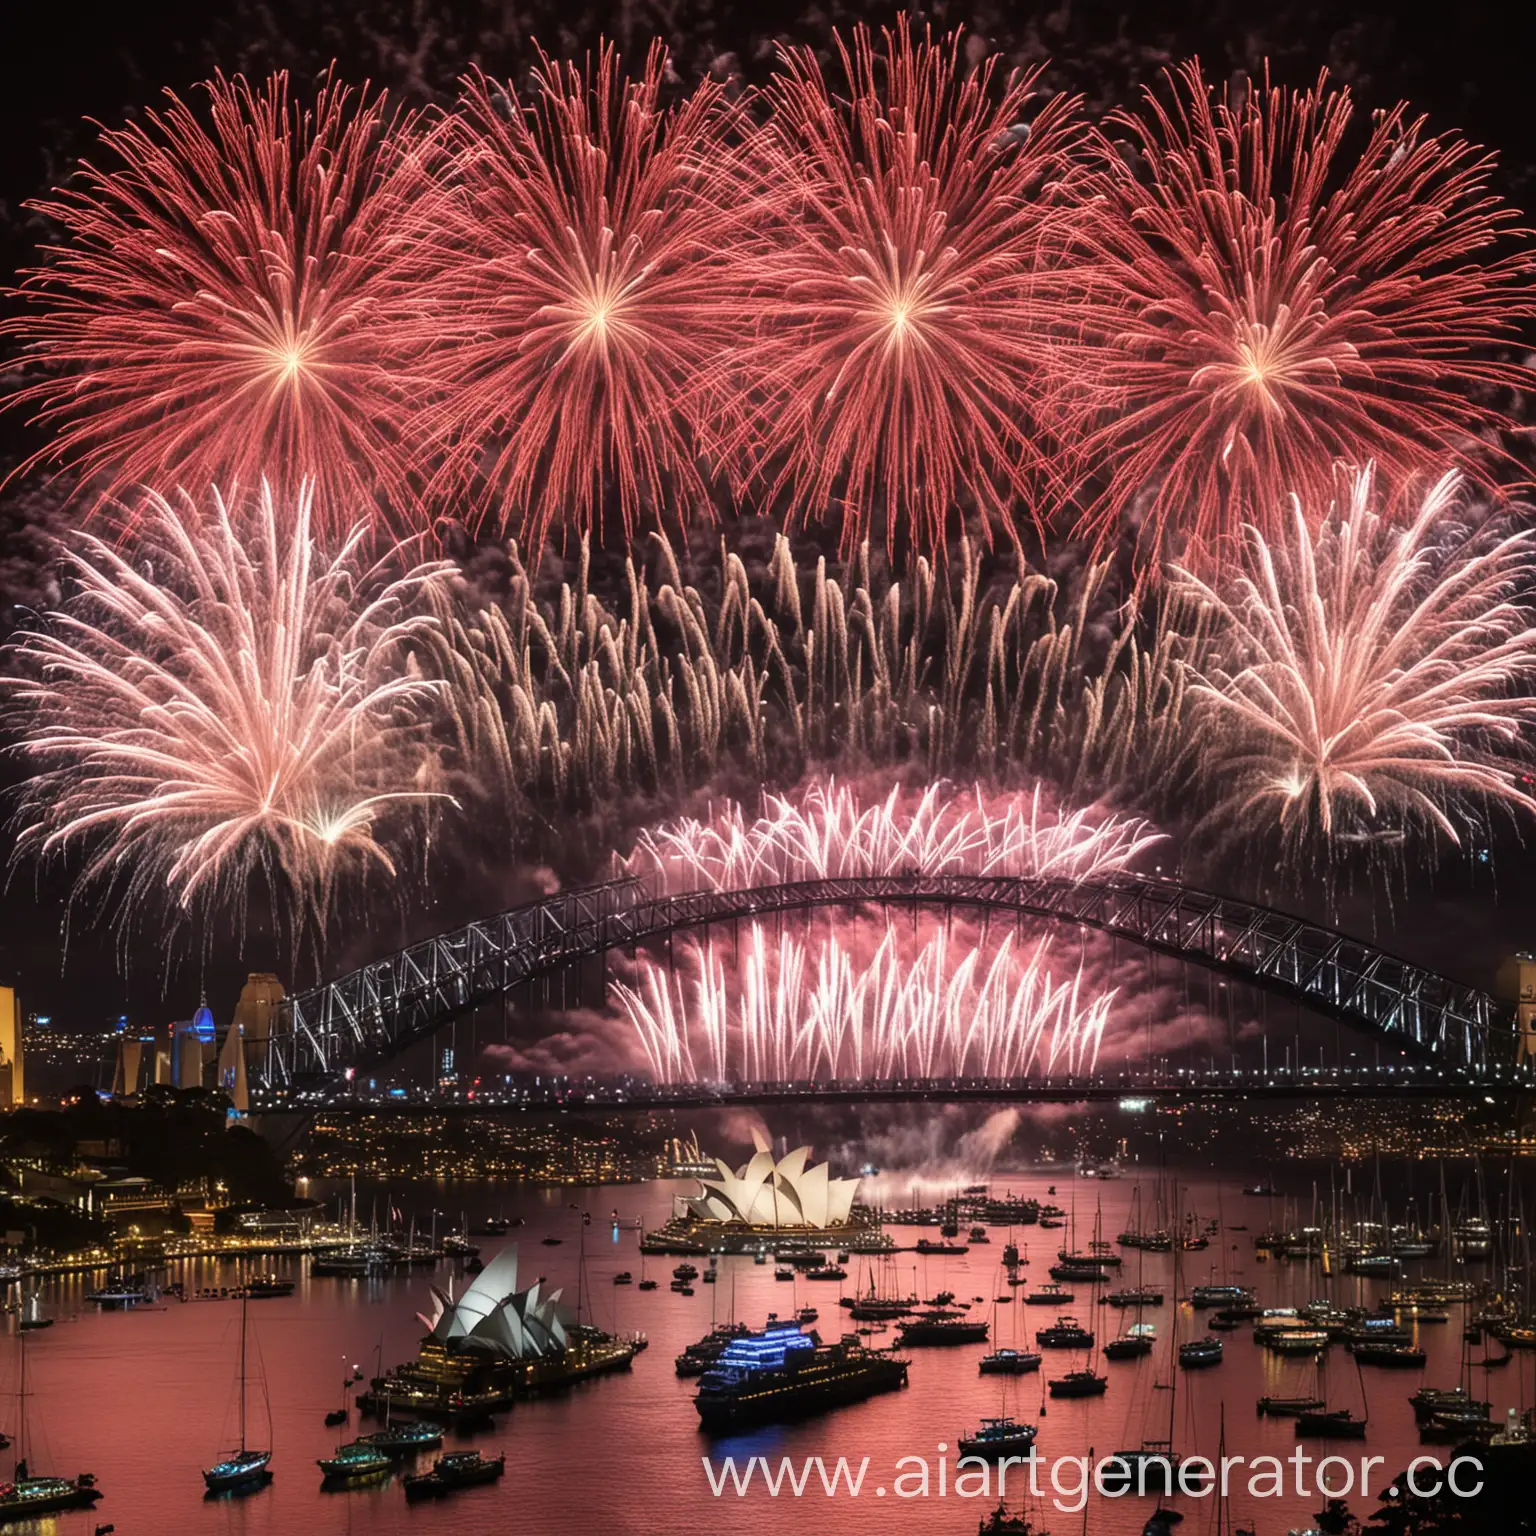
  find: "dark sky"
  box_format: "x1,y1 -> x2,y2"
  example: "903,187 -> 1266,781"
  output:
0,0 -> 1534,1033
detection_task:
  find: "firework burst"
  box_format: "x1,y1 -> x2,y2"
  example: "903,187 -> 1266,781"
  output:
733,22 -> 1090,558
624,777 -> 1160,892
3,73 -> 428,532
416,45 -> 741,552
616,922 -> 1113,1083
1,482 -> 455,933
1176,465 -> 1536,853
1069,63 -> 1536,571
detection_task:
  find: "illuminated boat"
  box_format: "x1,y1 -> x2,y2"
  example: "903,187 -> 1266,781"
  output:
317,1442 -> 391,1482
694,1323 -> 907,1430
0,1472 -> 102,1522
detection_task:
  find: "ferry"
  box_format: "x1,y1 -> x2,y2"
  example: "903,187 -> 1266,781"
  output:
694,1323 -> 907,1430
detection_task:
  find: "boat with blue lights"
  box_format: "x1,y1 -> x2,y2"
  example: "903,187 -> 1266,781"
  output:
202,1275 -> 271,1493
694,1322 -> 907,1430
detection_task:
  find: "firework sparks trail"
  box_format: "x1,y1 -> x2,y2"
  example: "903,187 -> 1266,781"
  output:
615,922 -> 1114,1083
434,532 -> 1200,816
1176,464 -> 1536,851
1,482 -> 457,931
623,778 -> 1161,893
416,45 -> 742,552
1068,63 -> 1536,571
733,22 -> 1093,557
3,73 -> 430,532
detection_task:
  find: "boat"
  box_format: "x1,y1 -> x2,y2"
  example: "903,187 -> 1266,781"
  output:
1107,1442 -> 1181,1494
978,1502 -> 1049,1534
1190,1285 -> 1254,1309
1047,1368 -> 1107,1398
806,1266 -> 847,1281
1352,1342 -> 1427,1369
310,1247 -> 393,1279
202,1274 -> 271,1492
675,1322 -> 753,1377
613,1272 -> 633,1286
978,1349 -> 1041,1375
1264,1329 -> 1329,1356
1035,1316 -> 1092,1349
324,1409 -> 347,1428
242,1275 -> 295,1299
360,1421 -> 442,1456
1049,1262 -> 1110,1283
0,1470 -> 102,1523
1295,1409 -> 1367,1439
1177,1337 -> 1223,1369
1419,1410 -> 1495,1445
1107,1288 -> 1164,1308
1104,1332 -> 1156,1360
1257,1396 -> 1325,1417
15,1295 -> 49,1333
1410,1386 -> 1490,1423
693,1323 -> 908,1430
317,1441 -> 392,1483
85,1275 -> 152,1308
957,1418 -> 1038,1461
773,1267 -> 795,1281
403,1450 -> 506,1501
1024,1285 -> 1075,1306
637,1279 -> 658,1292
672,1263 -> 698,1280
896,1311 -> 989,1346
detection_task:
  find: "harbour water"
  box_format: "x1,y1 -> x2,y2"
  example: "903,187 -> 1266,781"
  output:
12,1167 -> 1532,1535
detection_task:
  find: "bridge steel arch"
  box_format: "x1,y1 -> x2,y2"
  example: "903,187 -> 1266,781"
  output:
253,873 -> 1519,1098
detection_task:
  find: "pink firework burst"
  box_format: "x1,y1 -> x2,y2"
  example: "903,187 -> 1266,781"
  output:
1068,63 -> 1536,572
1177,465 -> 1536,854
733,22 -> 1091,559
0,481 -> 456,934
616,922 -> 1112,1084
4,72 -> 428,533
624,778 -> 1161,891
416,44 -> 742,553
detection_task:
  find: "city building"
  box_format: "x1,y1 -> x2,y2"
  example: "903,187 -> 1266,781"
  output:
0,988 -> 23,1108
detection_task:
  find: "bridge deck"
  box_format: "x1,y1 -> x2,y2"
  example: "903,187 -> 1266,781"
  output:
255,873 -> 1521,1094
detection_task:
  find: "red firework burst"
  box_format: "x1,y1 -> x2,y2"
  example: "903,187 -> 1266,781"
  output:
415,44 -> 742,553
732,23 -> 1090,559
1067,63 -> 1536,571
3,72 -> 427,533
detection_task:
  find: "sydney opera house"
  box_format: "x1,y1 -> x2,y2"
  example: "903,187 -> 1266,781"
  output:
646,1140 -> 891,1255
364,1246 -> 638,1422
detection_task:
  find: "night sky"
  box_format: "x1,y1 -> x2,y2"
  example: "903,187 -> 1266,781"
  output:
0,0 -> 1533,1036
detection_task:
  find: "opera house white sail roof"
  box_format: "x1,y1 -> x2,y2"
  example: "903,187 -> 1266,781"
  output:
680,1143 -> 860,1230
416,1245 -> 573,1360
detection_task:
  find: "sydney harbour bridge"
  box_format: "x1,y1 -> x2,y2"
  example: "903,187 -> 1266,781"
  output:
245,872 -> 1533,1113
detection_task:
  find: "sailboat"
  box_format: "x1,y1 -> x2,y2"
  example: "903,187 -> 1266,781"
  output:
202,1273 -> 272,1492
0,1327 -> 102,1522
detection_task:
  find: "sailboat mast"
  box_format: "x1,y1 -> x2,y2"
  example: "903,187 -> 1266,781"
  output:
239,1273 -> 248,1452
